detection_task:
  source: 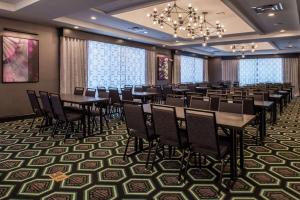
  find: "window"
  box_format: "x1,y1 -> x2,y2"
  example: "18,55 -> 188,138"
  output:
239,58 -> 283,85
88,41 -> 146,89
180,55 -> 204,83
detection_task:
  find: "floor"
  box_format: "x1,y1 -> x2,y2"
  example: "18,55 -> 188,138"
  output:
0,99 -> 300,200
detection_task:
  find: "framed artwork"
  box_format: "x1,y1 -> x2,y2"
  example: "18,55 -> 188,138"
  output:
157,55 -> 169,80
2,36 -> 39,83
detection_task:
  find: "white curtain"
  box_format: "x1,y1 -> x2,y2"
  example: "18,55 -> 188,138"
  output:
172,55 -> 181,84
222,59 -> 239,82
203,59 -> 209,82
283,57 -> 299,96
60,37 -> 88,94
146,50 -> 156,85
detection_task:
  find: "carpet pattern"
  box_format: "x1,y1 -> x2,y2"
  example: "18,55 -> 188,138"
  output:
1,99 -> 300,199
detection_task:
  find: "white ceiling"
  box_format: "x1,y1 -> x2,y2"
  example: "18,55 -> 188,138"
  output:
113,0 -> 255,39
0,0 -> 299,56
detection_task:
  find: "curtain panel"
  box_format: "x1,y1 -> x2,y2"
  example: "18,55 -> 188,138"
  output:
221,59 -> 239,82
146,50 -> 156,85
60,37 -> 88,94
203,59 -> 209,82
172,55 -> 181,84
283,57 -> 299,96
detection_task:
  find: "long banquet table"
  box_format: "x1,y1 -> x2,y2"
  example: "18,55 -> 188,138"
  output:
60,94 -> 109,136
143,103 -> 256,179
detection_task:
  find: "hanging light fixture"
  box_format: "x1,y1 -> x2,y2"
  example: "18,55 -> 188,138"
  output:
231,43 -> 258,58
147,1 -> 225,46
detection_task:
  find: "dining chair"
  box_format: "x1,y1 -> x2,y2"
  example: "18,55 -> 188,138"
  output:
49,93 -> 84,140
74,87 -> 84,95
190,96 -> 210,110
26,90 -> 44,129
186,93 -> 204,107
121,89 -> 134,101
166,94 -> 185,107
134,85 -> 143,92
151,104 -> 189,170
123,101 -> 157,168
85,88 -> 96,97
182,108 -> 231,182
39,91 -> 55,133
162,85 -> 173,102
219,99 -> 243,114
109,88 -> 122,118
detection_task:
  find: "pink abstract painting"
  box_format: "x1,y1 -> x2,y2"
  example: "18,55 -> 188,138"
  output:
3,36 -> 39,83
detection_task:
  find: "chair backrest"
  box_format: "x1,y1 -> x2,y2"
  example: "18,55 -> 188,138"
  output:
39,91 -> 54,118
49,93 -> 67,121
109,89 -> 120,104
162,85 -> 173,99
186,92 -> 203,106
85,88 -> 96,97
151,104 -> 183,148
242,98 -> 255,115
219,99 -> 243,114
190,96 -> 210,110
210,96 -> 220,111
26,90 -> 43,115
142,85 -> 150,92
253,93 -> 265,101
123,102 -> 150,140
134,86 -> 143,92
74,87 -> 84,95
97,87 -> 108,98
185,109 -> 220,157
166,94 -> 185,107
121,89 -> 133,101
124,85 -> 133,91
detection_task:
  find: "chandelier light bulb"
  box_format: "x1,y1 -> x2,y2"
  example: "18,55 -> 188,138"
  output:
154,8 -> 157,11
174,34 -> 177,38
202,42 -> 207,47
147,13 -> 150,17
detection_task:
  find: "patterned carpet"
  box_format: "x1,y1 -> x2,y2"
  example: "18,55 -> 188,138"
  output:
1,99 -> 300,200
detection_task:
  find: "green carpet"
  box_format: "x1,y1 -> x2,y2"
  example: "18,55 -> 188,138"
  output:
0,99 -> 300,199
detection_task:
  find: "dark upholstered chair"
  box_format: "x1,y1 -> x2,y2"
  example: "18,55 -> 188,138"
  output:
134,86 -> 143,92
85,88 -> 96,97
219,100 -> 243,114
39,91 -> 55,133
151,104 -> 189,170
108,88 -> 122,118
49,93 -> 83,140
182,108 -> 230,182
162,85 -> 173,102
210,96 -> 220,111
123,101 -> 157,169
121,89 -> 134,101
74,87 -> 84,95
190,96 -> 210,110
166,94 -> 185,107
26,90 -> 44,129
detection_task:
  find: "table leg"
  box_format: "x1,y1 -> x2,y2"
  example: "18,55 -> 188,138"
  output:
100,106 -> 103,134
239,130 -> 244,171
272,102 -> 277,124
87,105 -> 91,135
82,105 -> 87,137
230,129 -> 237,179
258,109 -> 266,142
279,98 -> 283,115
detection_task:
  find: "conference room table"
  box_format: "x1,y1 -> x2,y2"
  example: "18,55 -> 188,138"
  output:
60,94 -> 109,137
172,88 -> 190,94
143,104 -> 256,179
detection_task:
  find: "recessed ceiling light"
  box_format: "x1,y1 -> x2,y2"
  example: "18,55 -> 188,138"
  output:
74,26 -> 79,29
91,16 -> 97,20
175,40 -> 179,43
162,44 -> 166,47
268,13 -> 275,17
143,31 -> 148,34
128,37 -> 132,40
280,29 -> 286,33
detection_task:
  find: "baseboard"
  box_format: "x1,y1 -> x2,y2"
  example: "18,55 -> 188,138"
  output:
0,114 -> 35,123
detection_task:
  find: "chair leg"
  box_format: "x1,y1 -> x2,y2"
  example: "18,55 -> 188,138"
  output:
39,116 -> 46,133
183,150 -> 192,181
104,116 -> 110,129
219,159 -> 225,184
123,136 -> 132,160
30,116 -> 36,129
151,140 -> 160,169
145,142 -> 153,169
64,122 -> 71,142
178,149 -> 186,182
52,121 -> 59,138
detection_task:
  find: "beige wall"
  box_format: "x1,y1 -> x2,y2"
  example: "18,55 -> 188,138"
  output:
0,18 -> 59,118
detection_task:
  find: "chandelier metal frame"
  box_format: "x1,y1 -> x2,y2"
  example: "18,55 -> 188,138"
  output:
147,1 -> 225,46
231,43 -> 258,58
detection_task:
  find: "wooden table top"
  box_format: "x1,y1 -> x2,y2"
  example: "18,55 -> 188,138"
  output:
143,104 -> 255,129
132,92 -> 159,97
269,94 -> 283,99
172,88 -> 190,92
60,94 -> 108,105
254,100 -> 274,108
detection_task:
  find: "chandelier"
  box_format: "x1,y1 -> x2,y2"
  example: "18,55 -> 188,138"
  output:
146,1 -> 225,46
231,43 -> 258,58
